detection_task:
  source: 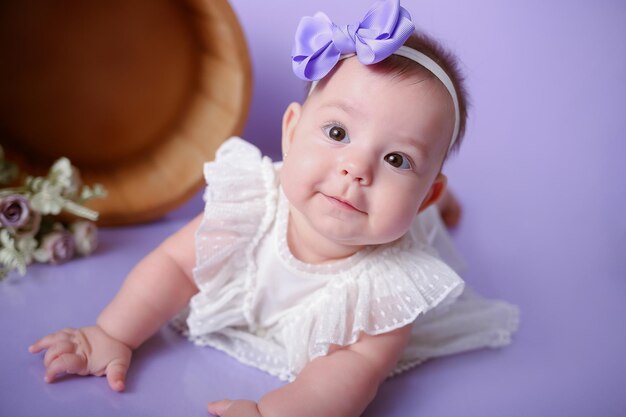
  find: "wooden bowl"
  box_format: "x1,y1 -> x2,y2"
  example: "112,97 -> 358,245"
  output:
0,0 -> 251,225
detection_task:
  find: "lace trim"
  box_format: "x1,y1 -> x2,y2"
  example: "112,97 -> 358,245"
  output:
281,242 -> 465,373
241,156 -> 278,330
188,138 -> 278,336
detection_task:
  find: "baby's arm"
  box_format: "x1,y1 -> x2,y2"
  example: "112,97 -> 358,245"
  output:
96,214 -> 201,348
208,324 -> 412,417
29,214 -> 202,390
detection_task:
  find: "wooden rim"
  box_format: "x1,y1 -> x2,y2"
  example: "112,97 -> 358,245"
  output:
0,0 -> 252,226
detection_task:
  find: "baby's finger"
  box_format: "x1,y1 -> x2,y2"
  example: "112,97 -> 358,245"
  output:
44,353 -> 87,383
29,332 -> 70,353
43,341 -> 76,368
105,359 -> 130,392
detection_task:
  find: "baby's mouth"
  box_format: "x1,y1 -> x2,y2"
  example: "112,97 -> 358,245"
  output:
323,194 -> 367,214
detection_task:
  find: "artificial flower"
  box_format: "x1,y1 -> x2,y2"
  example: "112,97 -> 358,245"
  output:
0,230 -> 46,275
40,230 -> 76,265
28,179 -> 66,216
0,194 -> 31,230
0,146 -> 106,280
49,157 -> 82,198
71,221 -> 98,256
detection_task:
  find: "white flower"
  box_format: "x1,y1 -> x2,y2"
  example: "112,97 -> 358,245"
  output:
49,157 -> 82,198
29,180 -> 65,215
0,229 -> 42,275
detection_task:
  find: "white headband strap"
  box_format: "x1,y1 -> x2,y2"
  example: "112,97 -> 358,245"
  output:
310,45 -> 461,153
394,46 -> 460,153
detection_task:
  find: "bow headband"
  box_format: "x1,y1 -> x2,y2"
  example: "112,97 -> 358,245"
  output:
291,0 -> 461,152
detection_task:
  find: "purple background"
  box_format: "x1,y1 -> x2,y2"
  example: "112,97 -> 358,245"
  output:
2,0 -> 625,416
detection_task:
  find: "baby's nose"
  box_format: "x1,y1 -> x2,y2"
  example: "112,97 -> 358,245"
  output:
338,155 -> 372,186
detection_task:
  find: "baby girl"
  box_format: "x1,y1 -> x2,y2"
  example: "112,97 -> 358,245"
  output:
29,1 -> 518,416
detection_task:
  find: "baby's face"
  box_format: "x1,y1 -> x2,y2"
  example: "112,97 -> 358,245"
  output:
280,57 -> 455,250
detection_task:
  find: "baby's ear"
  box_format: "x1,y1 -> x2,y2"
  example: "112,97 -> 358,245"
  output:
281,102 -> 302,156
417,174 -> 447,213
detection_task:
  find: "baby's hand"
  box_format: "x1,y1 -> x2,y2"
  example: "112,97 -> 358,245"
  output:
29,325 -> 132,392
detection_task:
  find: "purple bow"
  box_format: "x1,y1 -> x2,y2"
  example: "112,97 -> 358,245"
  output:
292,0 -> 415,81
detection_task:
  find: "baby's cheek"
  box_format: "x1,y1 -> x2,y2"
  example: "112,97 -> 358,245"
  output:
280,161 -> 306,203
370,202 -> 417,244
376,218 -> 413,244
281,144 -> 324,192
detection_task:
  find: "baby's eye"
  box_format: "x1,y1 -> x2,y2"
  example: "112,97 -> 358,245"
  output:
323,124 -> 350,143
384,152 -> 412,170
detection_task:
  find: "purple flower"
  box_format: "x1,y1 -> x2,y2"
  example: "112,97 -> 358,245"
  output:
41,231 -> 75,264
71,221 -> 98,256
0,195 -> 31,229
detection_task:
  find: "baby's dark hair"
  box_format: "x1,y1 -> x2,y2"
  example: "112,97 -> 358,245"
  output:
377,32 -> 469,153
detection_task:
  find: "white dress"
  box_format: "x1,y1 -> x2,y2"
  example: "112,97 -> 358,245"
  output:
173,138 -> 519,381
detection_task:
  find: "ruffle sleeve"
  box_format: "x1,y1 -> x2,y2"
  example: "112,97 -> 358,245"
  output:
279,235 -> 465,374
186,137 -> 278,337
